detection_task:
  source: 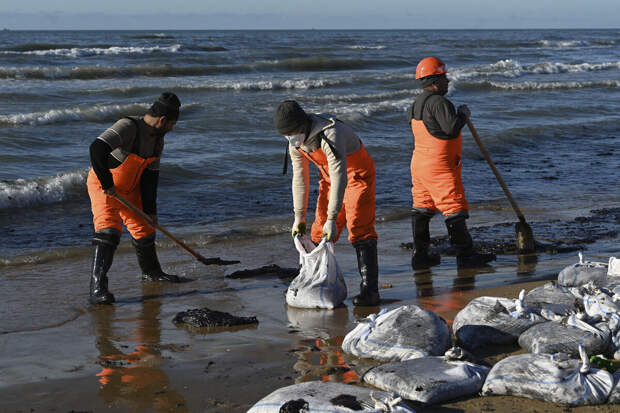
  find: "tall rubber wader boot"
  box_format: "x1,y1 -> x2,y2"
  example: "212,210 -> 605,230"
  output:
411,210 -> 441,270
90,231 -> 120,305
132,234 -> 181,282
445,216 -> 495,268
352,238 -> 380,306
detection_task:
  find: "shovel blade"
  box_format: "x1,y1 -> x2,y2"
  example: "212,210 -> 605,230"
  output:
515,221 -> 536,254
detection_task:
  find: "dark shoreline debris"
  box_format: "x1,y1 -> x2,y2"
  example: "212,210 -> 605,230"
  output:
172,307 -> 258,328
226,264 -> 299,280
401,207 -> 620,256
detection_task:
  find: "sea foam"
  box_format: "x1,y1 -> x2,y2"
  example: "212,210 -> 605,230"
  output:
0,170 -> 87,210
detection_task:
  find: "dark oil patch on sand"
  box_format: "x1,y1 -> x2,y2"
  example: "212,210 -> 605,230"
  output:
172,307 -> 258,328
401,207 -> 620,256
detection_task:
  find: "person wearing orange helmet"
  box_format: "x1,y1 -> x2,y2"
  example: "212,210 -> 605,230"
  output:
408,57 -> 495,270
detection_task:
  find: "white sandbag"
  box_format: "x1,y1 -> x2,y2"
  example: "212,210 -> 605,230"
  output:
518,316 -> 610,358
286,236 -> 347,309
523,282 -> 578,316
247,381 -> 416,413
608,257 -> 620,277
362,347 -> 490,405
557,252 -> 608,287
482,346 -> 614,406
582,289 -> 620,324
342,305 -> 451,362
453,290 -> 544,349
608,370 -> 620,404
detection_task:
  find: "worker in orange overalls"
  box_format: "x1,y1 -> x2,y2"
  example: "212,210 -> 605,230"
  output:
274,100 -> 379,306
409,57 -> 495,270
87,93 -> 182,305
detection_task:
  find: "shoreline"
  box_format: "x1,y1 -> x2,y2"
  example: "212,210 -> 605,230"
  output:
1,214 -> 619,412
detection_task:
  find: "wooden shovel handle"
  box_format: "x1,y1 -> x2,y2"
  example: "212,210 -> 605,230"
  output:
466,119 -> 526,224
112,192 -> 215,264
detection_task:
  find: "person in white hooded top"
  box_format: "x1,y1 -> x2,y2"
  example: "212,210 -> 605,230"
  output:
274,100 -> 380,306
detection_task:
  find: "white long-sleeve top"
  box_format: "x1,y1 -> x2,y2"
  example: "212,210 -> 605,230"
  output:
289,114 -> 362,221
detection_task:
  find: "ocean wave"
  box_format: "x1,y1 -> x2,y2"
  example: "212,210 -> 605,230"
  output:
449,59 -> 620,80
0,101 -> 204,126
326,97 -> 411,122
310,89 -> 419,103
126,33 -> 175,39
537,40 -> 590,48
0,103 -> 148,126
0,44 -> 182,58
188,45 -> 229,52
2,42 -> 114,52
0,56 -> 409,80
460,79 -> 620,91
0,170 -> 87,210
78,71 -> 415,95
189,77 -> 345,91
346,45 -> 386,50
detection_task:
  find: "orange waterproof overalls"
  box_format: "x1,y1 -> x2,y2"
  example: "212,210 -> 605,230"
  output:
410,119 -> 468,216
87,153 -> 158,240
300,143 -> 377,244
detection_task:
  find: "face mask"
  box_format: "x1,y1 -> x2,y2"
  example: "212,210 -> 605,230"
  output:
285,133 -> 305,148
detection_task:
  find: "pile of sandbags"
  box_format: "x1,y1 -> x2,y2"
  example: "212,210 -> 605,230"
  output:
557,252 -> 608,287
247,381 -> 416,412
481,346 -> 614,405
362,347 -> 490,404
341,305 -> 451,362
452,290 -> 544,349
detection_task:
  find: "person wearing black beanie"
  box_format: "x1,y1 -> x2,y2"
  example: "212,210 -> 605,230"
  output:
86,92 -> 183,305
274,99 -> 381,306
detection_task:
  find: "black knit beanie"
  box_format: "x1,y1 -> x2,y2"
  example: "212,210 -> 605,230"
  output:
274,100 -> 308,135
148,92 -> 181,120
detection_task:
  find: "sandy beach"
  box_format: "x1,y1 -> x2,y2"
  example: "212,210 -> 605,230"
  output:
2,207 -> 620,412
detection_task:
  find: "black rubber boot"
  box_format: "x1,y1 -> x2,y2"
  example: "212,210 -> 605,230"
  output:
411,212 -> 441,270
446,216 -> 496,268
132,235 -> 181,282
89,241 -> 116,305
352,238 -> 380,306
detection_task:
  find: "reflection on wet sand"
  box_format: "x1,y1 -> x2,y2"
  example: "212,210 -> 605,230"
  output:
517,254 -> 539,276
92,284 -> 187,412
413,264 -> 506,324
286,306 -> 359,384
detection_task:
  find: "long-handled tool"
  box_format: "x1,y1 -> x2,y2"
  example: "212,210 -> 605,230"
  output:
113,193 -> 239,265
466,119 -> 536,254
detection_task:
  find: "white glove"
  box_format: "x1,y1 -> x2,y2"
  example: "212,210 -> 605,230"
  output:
291,217 -> 306,237
457,104 -> 471,119
322,219 -> 338,241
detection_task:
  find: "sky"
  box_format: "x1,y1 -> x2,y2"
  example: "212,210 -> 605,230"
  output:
0,0 -> 618,30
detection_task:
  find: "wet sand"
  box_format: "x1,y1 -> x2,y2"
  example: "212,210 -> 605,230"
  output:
1,210 -> 620,412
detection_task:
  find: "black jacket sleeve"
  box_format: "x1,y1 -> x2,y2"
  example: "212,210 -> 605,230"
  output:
425,95 -> 467,140
140,169 -> 159,215
89,139 -> 114,190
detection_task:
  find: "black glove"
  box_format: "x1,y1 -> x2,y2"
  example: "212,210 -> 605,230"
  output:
457,104 -> 471,119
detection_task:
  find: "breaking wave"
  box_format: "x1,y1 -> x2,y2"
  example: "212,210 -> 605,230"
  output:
0,103 -> 148,126
449,59 -> 620,80
0,170 -> 87,210
346,45 -> 387,50
462,79 -> 620,91
1,44 -> 182,58
0,57 -> 410,80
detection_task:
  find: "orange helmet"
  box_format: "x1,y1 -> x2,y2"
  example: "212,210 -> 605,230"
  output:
415,57 -> 447,79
